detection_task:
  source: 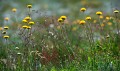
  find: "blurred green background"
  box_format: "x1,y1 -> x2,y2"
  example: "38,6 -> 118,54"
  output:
0,0 -> 120,26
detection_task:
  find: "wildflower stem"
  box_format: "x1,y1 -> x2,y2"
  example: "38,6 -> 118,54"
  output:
87,21 -> 96,70
114,14 -> 119,35
28,8 -> 31,17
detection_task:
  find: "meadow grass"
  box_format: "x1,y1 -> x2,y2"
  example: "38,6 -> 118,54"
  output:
0,4 -> 120,71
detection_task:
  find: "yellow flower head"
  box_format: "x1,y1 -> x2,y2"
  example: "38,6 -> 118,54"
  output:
29,21 -> 35,25
0,27 -> 3,31
4,17 -> 9,21
22,19 -> 28,23
76,20 -> 80,23
73,20 -> 80,24
2,31 -> 7,34
60,16 -> 67,20
27,26 -> 31,29
58,18 -> 63,22
93,20 -> 97,23
27,4 -> 32,8
4,26 -> 9,30
110,17 -> 114,20
80,8 -> 86,12
79,20 -> 86,25
106,17 -> 110,20
57,26 -> 61,30
22,25 -> 28,29
12,8 -> 17,12
24,17 -> 31,21
99,15 -> 103,19
86,17 -> 91,20
3,35 -> 9,39
96,11 -> 102,15
72,27 -> 77,31
101,23 -> 105,27
103,20 -> 106,23
107,22 -> 112,26
114,10 -> 119,13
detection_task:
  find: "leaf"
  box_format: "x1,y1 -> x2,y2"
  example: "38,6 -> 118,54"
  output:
51,66 -> 57,71
88,56 -> 91,62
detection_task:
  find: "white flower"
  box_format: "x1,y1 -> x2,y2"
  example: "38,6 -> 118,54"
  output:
17,52 -> 22,55
49,24 -> 54,28
15,47 -> 19,50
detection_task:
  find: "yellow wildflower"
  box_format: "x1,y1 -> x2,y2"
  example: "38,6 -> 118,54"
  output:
4,17 -> 9,21
93,20 -> 97,23
3,35 -> 9,39
99,15 -> 103,19
0,27 -> 3,31
80,8 -> 86,12
24,17 -> 31,21
72,27 -> 77,31
28,21 -> 35,25
107,22 -> 112,26
58,18 -> 63,22
114,10 -> 119,13
57,26 -> 61,30
101,23 -> 105,27
4,26 -> 9,30
106,17 -> 110,20
60,16 -> 67,20
96,11 -> 102,15
79,20 -> 86,25
22,25 -> 28,29
22,19 -> 28,23
27,5 -> 32,8
27,26 -> 31,29
86,17 -> 91,20
12,8 -> 17,12
2,31 -> 7,34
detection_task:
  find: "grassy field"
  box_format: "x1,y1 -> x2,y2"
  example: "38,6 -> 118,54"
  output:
0,3 -> 120,71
